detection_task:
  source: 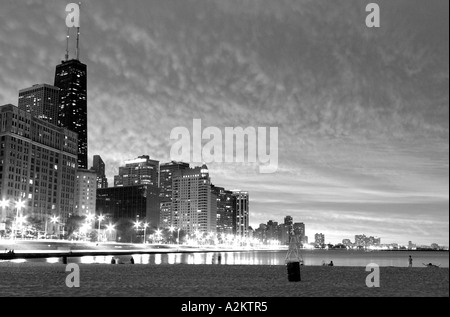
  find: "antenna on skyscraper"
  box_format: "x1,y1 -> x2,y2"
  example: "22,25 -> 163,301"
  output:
75,2 -> 82,60
65,27 -> 70,61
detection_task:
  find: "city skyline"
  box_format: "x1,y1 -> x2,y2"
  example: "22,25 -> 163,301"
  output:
0,0 -> 448,245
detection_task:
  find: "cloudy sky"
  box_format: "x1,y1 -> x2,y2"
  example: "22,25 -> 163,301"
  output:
0,0 -> 448,245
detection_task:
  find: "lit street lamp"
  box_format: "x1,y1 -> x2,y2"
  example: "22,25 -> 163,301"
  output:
134,221 -> 141,243
86,213 -> 95,223
50,216 -> 59,239
98,215 -> 105,242
143,222 -> 149,244
14,200 -> 26,240
169,226 -> 181,245
155,228 -> 162,243
106,223 -> 115,242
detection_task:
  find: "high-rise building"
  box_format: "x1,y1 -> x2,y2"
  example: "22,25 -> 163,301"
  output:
265,220 -> 279,242
315,233 -> 325,246
96,184 -> 160,240
355,234 -> 366,246
74,169 -> 97,217
0,104 -> 78,228
114,155 -> 159,187
293,222 -> 306,244
54,59 -> 88,169
91,155 -> 108,189
159,161 -> 190,228
232,190 -> 249,238
18,84 -> 60,126
171,165 -> 216,235
284,216 -> 293,227
211,185 -> 235,236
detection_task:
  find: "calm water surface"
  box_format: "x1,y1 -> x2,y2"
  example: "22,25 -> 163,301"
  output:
33,250 -> 449,267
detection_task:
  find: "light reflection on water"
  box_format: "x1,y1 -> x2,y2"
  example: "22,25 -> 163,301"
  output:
11,250 -> 450,267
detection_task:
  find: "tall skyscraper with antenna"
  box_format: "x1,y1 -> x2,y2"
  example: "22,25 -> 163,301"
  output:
54,16 -> 88,169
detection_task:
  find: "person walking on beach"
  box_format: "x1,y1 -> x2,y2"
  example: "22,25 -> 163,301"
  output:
408,255 -> 413,267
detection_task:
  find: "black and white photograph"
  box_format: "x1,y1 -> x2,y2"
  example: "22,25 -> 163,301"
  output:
0,0 -> 448,301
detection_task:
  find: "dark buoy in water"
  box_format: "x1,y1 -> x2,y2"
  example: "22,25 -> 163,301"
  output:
130,257 -> 135,264
111,258 -> 116,264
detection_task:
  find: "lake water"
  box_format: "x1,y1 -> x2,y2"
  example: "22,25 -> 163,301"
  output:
29,250 -> 449,267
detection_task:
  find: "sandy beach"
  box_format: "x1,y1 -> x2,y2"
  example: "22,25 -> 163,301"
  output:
0,262 -> 448,297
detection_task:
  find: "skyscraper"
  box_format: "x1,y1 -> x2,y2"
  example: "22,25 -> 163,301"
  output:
284,216 -> 293,227
114,155 -> 159,187
92,155 -> 108,189
74,169 -> 97,217
171,165 -> 216,235
18,84 -> 60,126
315,233 -> 325,246
159,161 -> 190,228
293,222 -> 306,244
232,190 -> 249,238
54,59 -> 88,169
211,185 -> 235,236
0,104 -> 77,228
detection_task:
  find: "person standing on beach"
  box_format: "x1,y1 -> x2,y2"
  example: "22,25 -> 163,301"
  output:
408,255 -> 413,267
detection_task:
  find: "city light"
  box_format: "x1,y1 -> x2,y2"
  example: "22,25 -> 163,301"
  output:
15,200 -> 26,209
97,215 -> 105,242
0,199 -> 9,208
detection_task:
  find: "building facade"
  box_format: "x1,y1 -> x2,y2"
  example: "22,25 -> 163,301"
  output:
159,161 -> 190,228
114,155 -> 159,187
92,155 -> 108,189
293,222 -> 306,244
232,190 -> 249,238
315,233 -> 325,246
211,185 -> 235,236
54,59 -> 88,169
0,104 -> 78,227
96,184 -> 160,230
74,169 -> 97,217
171,165 -> 216,235
18,84 -> 60,126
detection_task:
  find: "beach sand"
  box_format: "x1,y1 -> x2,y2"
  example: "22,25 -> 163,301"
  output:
0,262 -> 448,297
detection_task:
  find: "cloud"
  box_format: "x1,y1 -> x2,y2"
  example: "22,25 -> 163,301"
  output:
0,0 -> 448,245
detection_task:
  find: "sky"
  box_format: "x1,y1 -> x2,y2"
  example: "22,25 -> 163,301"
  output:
0,0 -> 448,245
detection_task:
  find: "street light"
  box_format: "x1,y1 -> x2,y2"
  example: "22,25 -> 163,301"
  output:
14,200 -> 26,240
106,223 -> 115,242
98,215 -> 105,242
86,214 -> 95,223
155,228 -> 162,243
50,216 -> 59,239
0,199 -> 9,209
143,222 -> 149,244
134,221 -> 141,244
